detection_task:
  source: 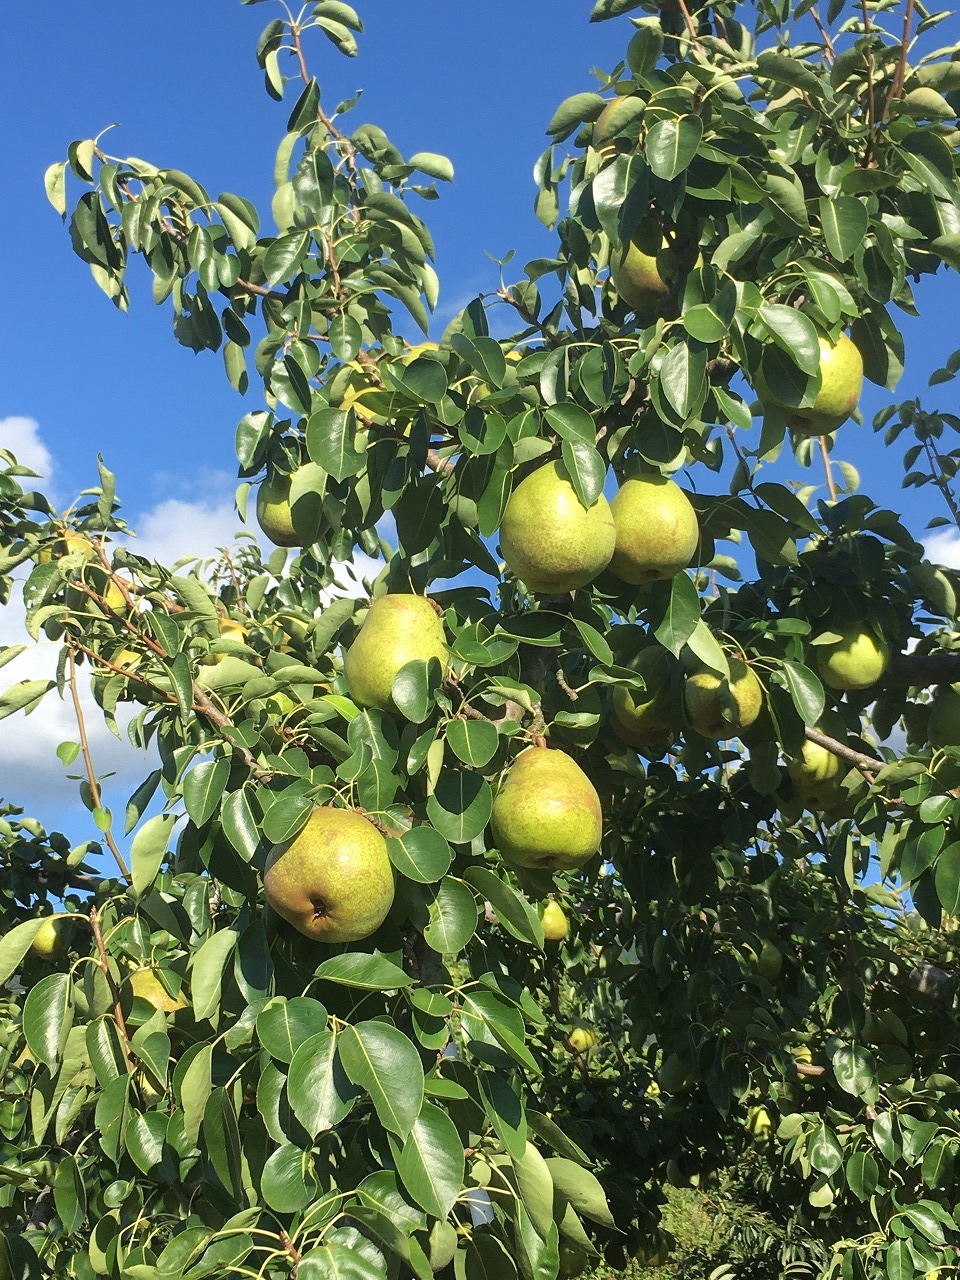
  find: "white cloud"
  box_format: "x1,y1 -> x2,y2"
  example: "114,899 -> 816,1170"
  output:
131,497 -> 247,567
0,417 -> 56,495
924,528 -> 960,570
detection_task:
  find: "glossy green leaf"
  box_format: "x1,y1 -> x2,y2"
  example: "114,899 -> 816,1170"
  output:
424,876 -> 479,954
340,1020 -> 424,1137
426,770 -> 492,843
646,115 -> 703,180
387,825 -> 453,883
24,973 -> 73,1070
463,866 -> 544,946
314,952 -> 412,989
257,996 -> 329,1062
288,1030 -> 357,1135
391,1102 -> 464,1218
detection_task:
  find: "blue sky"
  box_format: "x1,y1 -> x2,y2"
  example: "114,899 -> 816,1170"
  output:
2,1 -> 960,834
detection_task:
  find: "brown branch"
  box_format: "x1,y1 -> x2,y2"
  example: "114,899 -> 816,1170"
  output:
796,1061 -> 826,1078
804,725 -> 881,776
884,0 -> 916,120
810,7 -> 836,64
923,436 -> 960,533
676,0 -> 702,51
66,648 -> 131,882
89,904 -> 135,1073
861,0 -> 878,164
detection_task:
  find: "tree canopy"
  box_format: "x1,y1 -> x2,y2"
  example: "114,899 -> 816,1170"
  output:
3,1 -> 960,1276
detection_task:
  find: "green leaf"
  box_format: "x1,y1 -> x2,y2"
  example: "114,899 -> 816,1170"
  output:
307,406 -> 365,481
264,230 -> 310,285
545,1157 -> 615,1227
649,572 -> 700,655
408,152 -> 455,182
262,791 -> 312,844
659,340 -> 707,420
560,439 -> 605,507
545,92 -> 605,141
53,1156 -> 86,1234
426,770 -> 492,843
885,1239 -> 911,1280
934,841 -> 960,914
388,825 -> 453,883
261,1143 -> 319,1213
44,162 -> 67,217
819,196 -> 868,262
645,116 -> 703,180
190,928 -> 239,1022
424,877 -> 479,953
845,1149 -> 879,1201
202,1088 -> 244,1197
446,718 -> 499,768
758,304 -> 820,375
779,661 -> 824,726
808,1123 -> 843,1175
329,314 -> 362,363
314,952 -> 413,989
393,657 -> 444,724
257,996 -> 329,1062
390,1102 -> 465,1218
183,758 -> 230,828
0,679 -> 54,721
513,1142 -> 555,1238
288,1030 -> 357,1135
339,1020 -> 425,1138
479,1072 -> 527,1162
463,866 -> 544,947
832,1045 -> 878,1102
24,973 -> 73,1071
220,788 -> 262,862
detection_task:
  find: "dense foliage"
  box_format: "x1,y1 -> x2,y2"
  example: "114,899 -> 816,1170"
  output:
3,1 -> 960,1276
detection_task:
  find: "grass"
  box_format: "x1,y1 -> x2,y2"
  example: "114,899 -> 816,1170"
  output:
589,1186 -> 721,1279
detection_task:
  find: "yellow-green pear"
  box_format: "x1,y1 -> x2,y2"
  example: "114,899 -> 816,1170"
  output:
929,685 -> 960,747
684,659 -> 763,739
256,471 -> 308,547
610,649 -> 674,748
609,475 -> 699,585
815,626 -> 889,691
500,462 -> 615,593
609,232 -> 682,311
343,594 -> 449,713
30,917 -> 66,960
762,333 -> 863,435
541,900 -> 569,943
263,806 -> 394,943
567,1026 -> 597,1053
787,739 -> 844,810
130,968 -> 187,1014
491,747 -> 603,871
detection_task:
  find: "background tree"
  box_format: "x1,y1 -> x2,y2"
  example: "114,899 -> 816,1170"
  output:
2,1 -> 960,1277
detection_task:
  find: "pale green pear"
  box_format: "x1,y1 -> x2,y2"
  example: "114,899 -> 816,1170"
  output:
761,333 -> 863,436
491,747 -> 603,871
609,475 -> 700,585
609,233 -> 677,311
815,626 -> 889,691
500,462 -> 615,593
263,807 -> 394,943
684,659 -> 763,739
257,471 -> 299,547
610,647 -> 675,748
787,739 -> 844,811
541,900 -> 569,942
344,594 -> 449,713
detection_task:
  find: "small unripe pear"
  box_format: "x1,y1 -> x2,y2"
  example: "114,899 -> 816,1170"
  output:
343,594 -> 449,713
500,462 -> 615,593
568,1026 -> 597,1053
256,472 -> 301,547
30,917 -> 65,960
609,234 -> 676,311
263,806 -> 394,943
609,475 -> 699,585
130,968 -> 187,1014
541,901 -> 569,943
684,659 -> 763,739
491,747 -> 602,871
815,626 -> 889,691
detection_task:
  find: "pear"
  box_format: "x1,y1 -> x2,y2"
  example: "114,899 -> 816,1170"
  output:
787,739 -> 844,810
762,333 -> 863,436
684,659 -> 763,738
567,1026 -> 597,1053
500,462 -> 615,593
609,475 -> 700,585
263,806 -> 394,943
609,233 -> 677,311
130,967 -> 187,1014
491,747 -> 603,871
256,471 -> 300,547
592,95 -> 638,160
928,685 -> 960,747
30,917 -> 66,960
610,647 -> 675,748
343,594 -> 449,713
815,626 -> 889,691
541,900 -> 569,943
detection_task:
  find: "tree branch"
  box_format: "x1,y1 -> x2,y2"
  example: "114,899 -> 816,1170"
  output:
804,725 -> 881,775
89,904 -> 135,1073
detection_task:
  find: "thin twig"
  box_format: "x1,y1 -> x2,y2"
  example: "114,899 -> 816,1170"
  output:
861,0 -> 878,164
89,904 -> 135,1073
818,435 -> 838,502
923,435 -> 960,533
885,0 -> 916,120
66,648 -> 132,882
810,7 -> 836,64
676,0 -> 702,51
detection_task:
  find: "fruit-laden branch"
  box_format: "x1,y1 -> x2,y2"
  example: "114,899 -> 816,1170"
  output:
804,725 -> 881,776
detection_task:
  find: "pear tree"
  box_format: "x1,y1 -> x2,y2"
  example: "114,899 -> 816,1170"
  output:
4,1 -> 960,1277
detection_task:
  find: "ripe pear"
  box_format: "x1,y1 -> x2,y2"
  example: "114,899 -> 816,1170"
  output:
500,462 -> 615,593
609,475 -> 699,585
491,747 -> 603,871
130,968 -> 187,1014
609,232 -> 681,311
787,739 -> 844,811
684,658 -> 763,738
30,917 -> 65,960
815,626 -> 889,691
568,1026 -> 597,1053
763,333 -> 863,435
257,472 -> 302,547
264,806 -> 394,943
343,594 -> 449,713
611,649 -> 674,748
541,900 -> 569,943
928,685 -> 960,747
